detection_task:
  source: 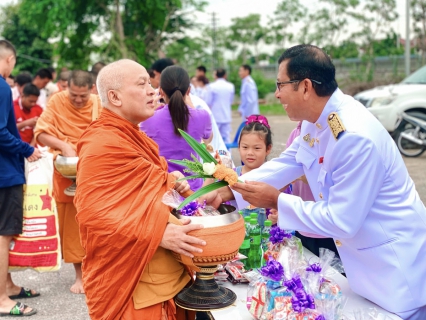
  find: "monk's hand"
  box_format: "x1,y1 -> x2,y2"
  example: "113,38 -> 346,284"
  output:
27,148 -> 42,162
170,171 -> 190,194
61,143 -> 77,157
231,181 -> 281,210
160,219 -> 206,258
268,209 -> 278,225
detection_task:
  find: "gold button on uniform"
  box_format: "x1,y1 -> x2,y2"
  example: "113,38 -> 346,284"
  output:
319,192 -> 323,199
335,240 -> 342,247
316,123 -> 322,129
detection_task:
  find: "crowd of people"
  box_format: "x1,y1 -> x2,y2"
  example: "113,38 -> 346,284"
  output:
1,37 -> 426,320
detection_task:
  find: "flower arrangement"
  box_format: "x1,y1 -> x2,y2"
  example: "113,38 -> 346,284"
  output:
169,129 -> 241,210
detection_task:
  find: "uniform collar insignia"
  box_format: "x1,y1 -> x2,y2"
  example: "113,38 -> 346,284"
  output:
327,112 -> 346,140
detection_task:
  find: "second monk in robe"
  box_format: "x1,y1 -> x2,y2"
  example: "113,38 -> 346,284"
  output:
74,59 -> 206,320
34,70 -> 102,294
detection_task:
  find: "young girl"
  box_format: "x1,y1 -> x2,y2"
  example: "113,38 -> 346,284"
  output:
235,114 -> 273,227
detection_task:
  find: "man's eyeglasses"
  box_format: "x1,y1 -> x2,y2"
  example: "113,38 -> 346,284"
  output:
276,79 -> 322,91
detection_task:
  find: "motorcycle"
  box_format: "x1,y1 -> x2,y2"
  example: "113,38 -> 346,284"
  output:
395,112 -> 426,157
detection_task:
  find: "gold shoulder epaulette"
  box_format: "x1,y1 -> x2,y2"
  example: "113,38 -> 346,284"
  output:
327,112 -> 346,140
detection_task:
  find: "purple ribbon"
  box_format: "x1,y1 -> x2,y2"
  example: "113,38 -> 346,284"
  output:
180,200 -> 206,216
315,316 -> 326,320
260,259 -> 284,281
306,263 -> 322,273
269,226 -> 292,244
283,275 -> 315,312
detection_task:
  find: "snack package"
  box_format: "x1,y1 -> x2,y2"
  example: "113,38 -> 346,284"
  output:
248,279 -> 268,319
265,227 -> 304,263
226,261 -> 249,284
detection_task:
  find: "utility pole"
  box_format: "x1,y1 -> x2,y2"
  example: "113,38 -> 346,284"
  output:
211,12 -> 218,72
405,0 -> 411,76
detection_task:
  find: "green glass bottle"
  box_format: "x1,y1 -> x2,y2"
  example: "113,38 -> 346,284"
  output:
248,218 -> 261,269
240,216 -> 251,268
261,220 -> 272,265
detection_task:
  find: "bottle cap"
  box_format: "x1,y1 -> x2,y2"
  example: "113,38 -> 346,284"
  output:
250,219 -> 257,225
264,220 -> 272,227
250,212 -> 258,219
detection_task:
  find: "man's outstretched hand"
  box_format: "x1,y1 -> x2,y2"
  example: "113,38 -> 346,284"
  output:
160,219 -> 206,258
231,181 -> 281,210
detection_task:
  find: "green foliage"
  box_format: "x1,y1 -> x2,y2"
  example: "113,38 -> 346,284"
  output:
17,0 -> 206,69
164,36 -> 210,72
324,41 -> 359,59
269,0 -> 305,48
252,72 -> 276,99
411,0 -> 426,64
0,3 -> 53,74
229,14 -> 267,64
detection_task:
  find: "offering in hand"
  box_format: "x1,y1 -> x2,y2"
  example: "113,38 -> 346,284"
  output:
169,129 -> 241,209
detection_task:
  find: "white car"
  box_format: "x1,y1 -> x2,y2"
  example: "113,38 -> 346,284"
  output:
354,65 -> 426,138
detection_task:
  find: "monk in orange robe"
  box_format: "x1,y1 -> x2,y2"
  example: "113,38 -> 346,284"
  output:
74,59 -> 206,320
34,70 -> 102,294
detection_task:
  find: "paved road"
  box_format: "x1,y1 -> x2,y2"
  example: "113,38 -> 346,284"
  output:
6,112 -> 426,319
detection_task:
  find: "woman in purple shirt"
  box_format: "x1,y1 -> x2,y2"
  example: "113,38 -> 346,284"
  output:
140,66 -> 212,191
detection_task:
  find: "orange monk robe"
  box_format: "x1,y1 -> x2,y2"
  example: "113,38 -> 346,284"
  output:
34,91 -> 102,263
74,109 -> 194,320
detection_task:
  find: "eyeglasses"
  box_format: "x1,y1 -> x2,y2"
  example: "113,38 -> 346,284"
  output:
276,79 -> 322,91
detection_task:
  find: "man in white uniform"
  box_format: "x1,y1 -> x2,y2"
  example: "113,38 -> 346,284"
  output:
238,64 -> 259,120
206,44 -> 426,320
205,69 -> 235,143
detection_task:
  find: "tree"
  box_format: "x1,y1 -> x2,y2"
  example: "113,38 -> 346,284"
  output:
164,36 -> 210,72
229,14 -> 267,64
411,0 -> 426,64
324,40 -> 359,59
270,0 -> 306,48
299,0 -> 359,47
0,3 -> 53,74
18,0 -> 206,70
350,0 -> 399,80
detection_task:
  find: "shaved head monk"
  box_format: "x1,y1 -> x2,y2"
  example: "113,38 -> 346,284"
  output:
74,59 -> 205,320
34,70 -> 102,294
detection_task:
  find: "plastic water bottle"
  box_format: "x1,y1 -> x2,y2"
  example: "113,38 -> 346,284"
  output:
248,218 -> 261,269
261,220 -> 272,264
240,216 -> 251,268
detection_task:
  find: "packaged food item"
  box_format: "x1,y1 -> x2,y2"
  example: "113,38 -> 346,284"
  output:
225,262 -> 249,284
248,281 -> 267,319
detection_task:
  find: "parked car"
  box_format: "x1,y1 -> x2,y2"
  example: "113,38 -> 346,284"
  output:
353,65 -> 426,140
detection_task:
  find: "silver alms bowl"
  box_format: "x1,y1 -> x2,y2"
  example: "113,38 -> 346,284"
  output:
54,155 -> 78,179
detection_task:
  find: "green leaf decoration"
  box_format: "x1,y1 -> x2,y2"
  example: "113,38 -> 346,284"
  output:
178,129 -> 217,164
177,181 -> 229,209
168,159 -> 189,166
175,174 -> 212,182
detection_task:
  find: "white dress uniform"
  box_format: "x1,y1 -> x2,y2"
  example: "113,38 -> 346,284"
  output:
238,75 -> 259,120
234,89 -> 426,317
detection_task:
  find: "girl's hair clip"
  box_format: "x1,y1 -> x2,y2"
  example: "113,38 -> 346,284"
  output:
246,114 -> 270,129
